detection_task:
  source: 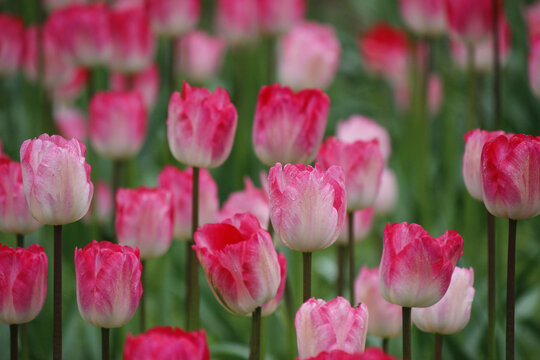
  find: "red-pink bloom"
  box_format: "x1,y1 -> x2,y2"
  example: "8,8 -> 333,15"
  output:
219,177 -> 269,229
295,297 -> 368,359
529,37 -> 540,98
379,222 -> 463,307
193,213 -> 281,315
145,0 -> 200,36
481,134 -> 540,220
20,134 -> 94,225
0,157 -> 43,235
43,0 -> 89,12
525,2 -> 540,40
123,326 -> 210,360
110,63 -> 160,109
50,67 -> 89,104
444,0 -> 494,45
175,31 -> 226,82
355,266 -> 402,338
53,105 -> 87,141
300,348 -> 398,360
75,240 -> 142,328
253,84 -> 330,166
373,168 -> 399,215
158,166 -> 219,241
336,115 -> 391,161
317,137 -> 384,211
258,0 -> 305,35
261,252 -> 287,316
216,0 -> 259,46
167,82 -> 238,168
116,187 -> 173,259
0,244 -> 47,324
336,208 -> 374,245
269,163 -> 346,252
0,14 -> 24,75
278,21 -> 341,90
90,91 -> 147,160
399,0 -> 446,36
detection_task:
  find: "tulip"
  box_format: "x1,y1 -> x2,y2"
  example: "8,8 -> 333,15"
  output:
0,14 -> 24,76
295,297 -> 368,359
336,115 -> 391,161
123,326 -> 210,360
253,84 -> 330,166
278,21 -> 341,90
444,0 -> 493,45
110,63 -> 160,109
335,208 -> 374,245
300,348 -> 398,360
175,31 -> 226,83
258,0 -> 305,35
525,2 -> 540,40
146,0 -> 200,36
53,105 -> 87,141
373,168 -> 399,215
399,0 -> 446,36
167,82 -> 238,168
215,0 -> 259,46
529,37 -> 540,98
43,0 -> 89,12
90,181 -> 114,224
261,253 -> 287,316
219,178 -> 269,229
50,67 -> 89,104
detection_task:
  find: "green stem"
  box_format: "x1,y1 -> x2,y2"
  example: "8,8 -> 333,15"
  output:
284,277 -> 295,359
435,334 -> 442,360
302,252 -> 312,302
347,211 -> 355,303
336,245 -> 345,296
16,234 -> 24,248
506,219 -> 517,360
53,225 -> 62,360
19,323 -> 28,360
10,324 -> 18,360
186,167 -> 200,330
382,338 -> 389,353
101,328 -> 109,360
140,261 -> 146,332
402,307 -> 411,360
466,45 -> 478,130
487,210 -> 496,360
169,37 -> 176,92
249,307 -> 262,360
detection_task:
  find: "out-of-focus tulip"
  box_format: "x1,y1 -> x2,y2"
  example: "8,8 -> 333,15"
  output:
50,67 -> 89,104
158,166 -> 219,241
258,0 -> 305,35
87,181 -> 113,224
379,222 -> 463,308
123,326 -> 210,360
20,134 -> 94,225
89,91 -> 147,160
300,348 -> 398,360
412,266 -> 475,334
0,157 -> 43,235
525,2 -> 540,40
336,115 -> 391,161
175,31 -> 226,83
53,105 -> 87,141
444,0 -> 493,45
399,0 -> 446,36
529,37 -> 540,98
0,14 -> 24,75
216,0 -> 259,46
0,244 -> 48,324
194,213 -> 281,315
269,163 -> 346,252
261,253 -> 286,316
355,266 -> 402,338
278,21 -> 341,90
218,178 -> 269,229
427,74 -> 443,116
336,208 -> 374,245
116,187 -> 173,259
146,0 -> 200,36
317,137 -> 384,211
110,63 -> 160,109
373,168 -> 399,215
75,240 -> 142,328
167,82 -> 237,168
481,134 -> 540,220
43,0 -> 88,12
295,297 -> 368,359
253,84 -> 329,166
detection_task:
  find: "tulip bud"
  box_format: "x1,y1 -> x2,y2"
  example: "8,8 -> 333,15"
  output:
399,0 -> 446,36
336,115 -> 392,161
444,0 -> 494,45
374,168 -> 399,215
258,0 -> 305,35
219,178 -> 269,229
215,0 -> 259,46
53,105 -> 87,142
110,63 -> 160,109
175,31 -> 226,83
146,0 -> 200,36
0,14 -> 24,75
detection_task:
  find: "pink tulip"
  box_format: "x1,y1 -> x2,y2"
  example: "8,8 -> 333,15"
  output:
0,157 -> 43,235
43,0 -> 88,12
20,134 -> 94,225
175,31 -> 226,82
295,297 -> 368,359
219,177 -> 269,229
0,14 -> 24,75
373,168 -> 399,215
215,0 -> 259,46
53,105 -> 87,141
75,240 -> 142,328
336,208 -> 374,245
379,222 -> 463,307
116,187 -> 173,259
123,326 -> 210,360
399,0 -> 446,36
145,0 -> 200,36
269,163 -> 346,252
258,0 -> 305,35
85,181 -> 113,224
110,63 -> 160,109
50,67 -> 89,104
261,253 -> 287,316
444,0 -> 493,45
481,134 -> 540,220
89,91 -> 147,160
355,266 -> 402,338
278,21 -> 341,90
317,137 -> 384,211
299,348 -> 398,360
0,244 -> 47,324
167,82 -> 238,168
253,84 -> 330,166
529,37 -> 540,98
412,267 -> 475,334
525,2 -> 540,40
336,115 -> 391,161
194,213 -> 281,315
157,166 -> 219,241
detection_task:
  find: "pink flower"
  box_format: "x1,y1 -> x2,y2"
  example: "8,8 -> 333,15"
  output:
193,213 -> 281,315
50,67 -> 89,104
336,208 -> 374,245
481,134 -> 540,220
43,0 -> 89,12
299,348 -> 398,360
215,0 -> 259,46
175,31 -> 226,82
295,297 -> 368,359
529,37 -> 540,98
354,266 -> 402,338
116,187 -> 173,260
373,168 -> 399,215
268,163 -> 346,252
278,21 -> 341,90
110,63 -> 160,109
89,91 -> 147,160
399,0 -> 446,36
525,2 -> 540,40
253,84 -> 330,166
379,222 -> 463,307
317,137 -> 384,211
157,166 -> 219,241
167,82 -> 238,168
336,115 -> 391,161
258,0 -> 305,35
75,240 -> 142,328
412,267 -> 475,334
20,134 -> 94,225
261,252 -> 287,316
84,180 -> 113,225
53,105 -> 87,141
0,244 -> 47,324
218,177 -> 269,229
0,14 -> 24,75
145,0 -> 200,36
0,157 -> 43,235
444,0 -> 493,45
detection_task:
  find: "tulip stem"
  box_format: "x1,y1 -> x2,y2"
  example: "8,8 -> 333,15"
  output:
140,260 -> 146,332
382,338 -> 389,353
492,0 -> 501,130
336,245 -> 345,296
466,45 -> 478,130
435,334 -> 443,360
487,210 -> 496,360
249,307 -> 262,360
53,225 -> 62,360
16,234 -> 24,248
302,252 -> 312,302
10,324 -> 18,360
347,211 -> 355,303
186,167 -> 200,330
402,306 -> 411,360
19,323 -> 28,360
506,219 -> 517,360
101,328 -> 109,360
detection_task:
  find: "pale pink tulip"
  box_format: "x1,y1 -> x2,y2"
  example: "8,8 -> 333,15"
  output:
373,168 -> 399,215
216,0 -> 259,46
146,0 -> 200,36
175,31 -> 226,82
53,105 -> 87,141
399,0 -> 446,36
110,63 -> 160,109
261,253 -> 287,316
219,178 -> 269,229
258,0 -> 305,35
336,208 -> 374,245
336,115 -> 391,161
0,14 -> 24,75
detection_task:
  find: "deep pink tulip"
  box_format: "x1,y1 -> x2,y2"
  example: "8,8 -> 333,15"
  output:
278,21 -> 341,90
43,0 -> 88,12
373,168 -> 399,215
336,208 -> 374,245
216,0 -> 259,46
355,266 -> 402,338
399,0 -> 446,36
53,105 -> 87,141
158,166 -> 219,241
110,63 -> 160,109
412,267 -> 475,334
336,115 -> 391,161
258,0 -> 305,35
529,37 -> 540,98
0,244 -> 47,324
219,178 -> 269,229
167,82 -> 238,168
253,84 -> 330,166
317,137 -> 384,211
444,0 -> 494,45
145,0 -> 200,36
20,134 -> 94,225
295,297 -> 368,359
481,134 -> 540,220
0,14 -> 24,75
261,252 -> 287,316
379,222 -> 463,307
175,31 -> 226,82
75,240 -> 142,328
50,67 -> 89,103
116,187 -> 173,259
123,326 -> 210,360
300,348 -> 398,360
89,91 -> 147,160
